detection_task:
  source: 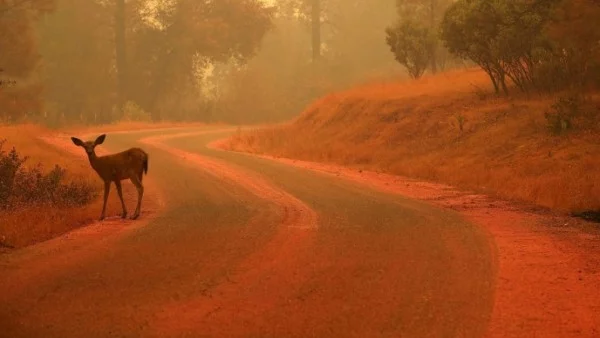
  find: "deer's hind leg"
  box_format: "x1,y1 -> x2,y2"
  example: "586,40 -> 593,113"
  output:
129,173 -> 144,220
115,180 -> 128,219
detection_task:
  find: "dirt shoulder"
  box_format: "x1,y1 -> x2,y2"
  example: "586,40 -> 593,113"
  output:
212,139 -> 600,337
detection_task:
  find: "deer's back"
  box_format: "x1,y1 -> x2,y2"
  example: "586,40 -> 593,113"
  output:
94,148 -> 148,181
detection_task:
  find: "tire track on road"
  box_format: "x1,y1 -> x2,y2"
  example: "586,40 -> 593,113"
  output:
141,131 -> 318,230
140,131 -> 319,335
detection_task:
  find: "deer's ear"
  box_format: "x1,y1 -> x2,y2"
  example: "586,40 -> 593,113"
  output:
94,134 -> 106,145
71,137 -> 84,146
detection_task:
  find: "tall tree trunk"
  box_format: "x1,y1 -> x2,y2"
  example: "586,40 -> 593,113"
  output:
429,0 -> 437,74
115,0 -> 127,114
311,0 -> 321,62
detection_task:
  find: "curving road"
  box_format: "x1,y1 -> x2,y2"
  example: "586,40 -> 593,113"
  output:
0,127 -> 496,337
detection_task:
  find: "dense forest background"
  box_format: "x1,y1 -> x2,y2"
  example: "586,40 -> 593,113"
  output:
0,0 -> 399,125
0,0 -> 598,126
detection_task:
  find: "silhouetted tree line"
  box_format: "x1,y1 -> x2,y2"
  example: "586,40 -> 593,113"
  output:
1,0 -> 272,124
1,0 -> 400,125
0,0 -> 54,122
6,0 -> 594,125
206,0 -> 398,124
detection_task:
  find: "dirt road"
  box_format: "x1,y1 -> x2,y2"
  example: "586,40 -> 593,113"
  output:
0,127 -> 597,337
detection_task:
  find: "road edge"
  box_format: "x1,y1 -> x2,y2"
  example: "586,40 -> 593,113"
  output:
209,136 -> 600,337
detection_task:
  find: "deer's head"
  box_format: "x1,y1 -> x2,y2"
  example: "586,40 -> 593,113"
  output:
71,134 -> 106,156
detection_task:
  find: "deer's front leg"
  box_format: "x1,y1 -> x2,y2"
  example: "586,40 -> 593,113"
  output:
100,181 -> 110,220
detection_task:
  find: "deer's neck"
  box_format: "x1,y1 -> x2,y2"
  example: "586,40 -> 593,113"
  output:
86,151 -> 102,173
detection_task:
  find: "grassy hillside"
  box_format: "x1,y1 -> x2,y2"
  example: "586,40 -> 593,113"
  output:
224,68 -> 600,213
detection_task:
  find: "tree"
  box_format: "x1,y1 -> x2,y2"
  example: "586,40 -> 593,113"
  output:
115,0 -> 127,113
37,0 -> 115,124
394,0 -> 454,74
36,0 -> 273,124
311,0 -> 320,62
385,21 -> 433,79
441,0 -> 505,94
0,0 -> 55,122
127,0 -> 273,120
273,0 -> 397,81
274,0 -> 322,62
440,0 -> 563,94
544,0 -> 600,90
0,0 -> 54,78
206,0 -> 400,123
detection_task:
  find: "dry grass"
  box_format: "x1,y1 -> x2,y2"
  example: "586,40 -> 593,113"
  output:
0,204 -> 103,249
225,68 -> 600,213
0,124 -> 98,249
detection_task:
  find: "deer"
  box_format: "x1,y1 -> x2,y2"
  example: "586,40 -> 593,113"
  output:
71,134 -> 148,221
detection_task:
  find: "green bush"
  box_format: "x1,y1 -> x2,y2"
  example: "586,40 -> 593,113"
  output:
385,21 -> 434,79
0,140 -> 96,210
544,94 -> 588,135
